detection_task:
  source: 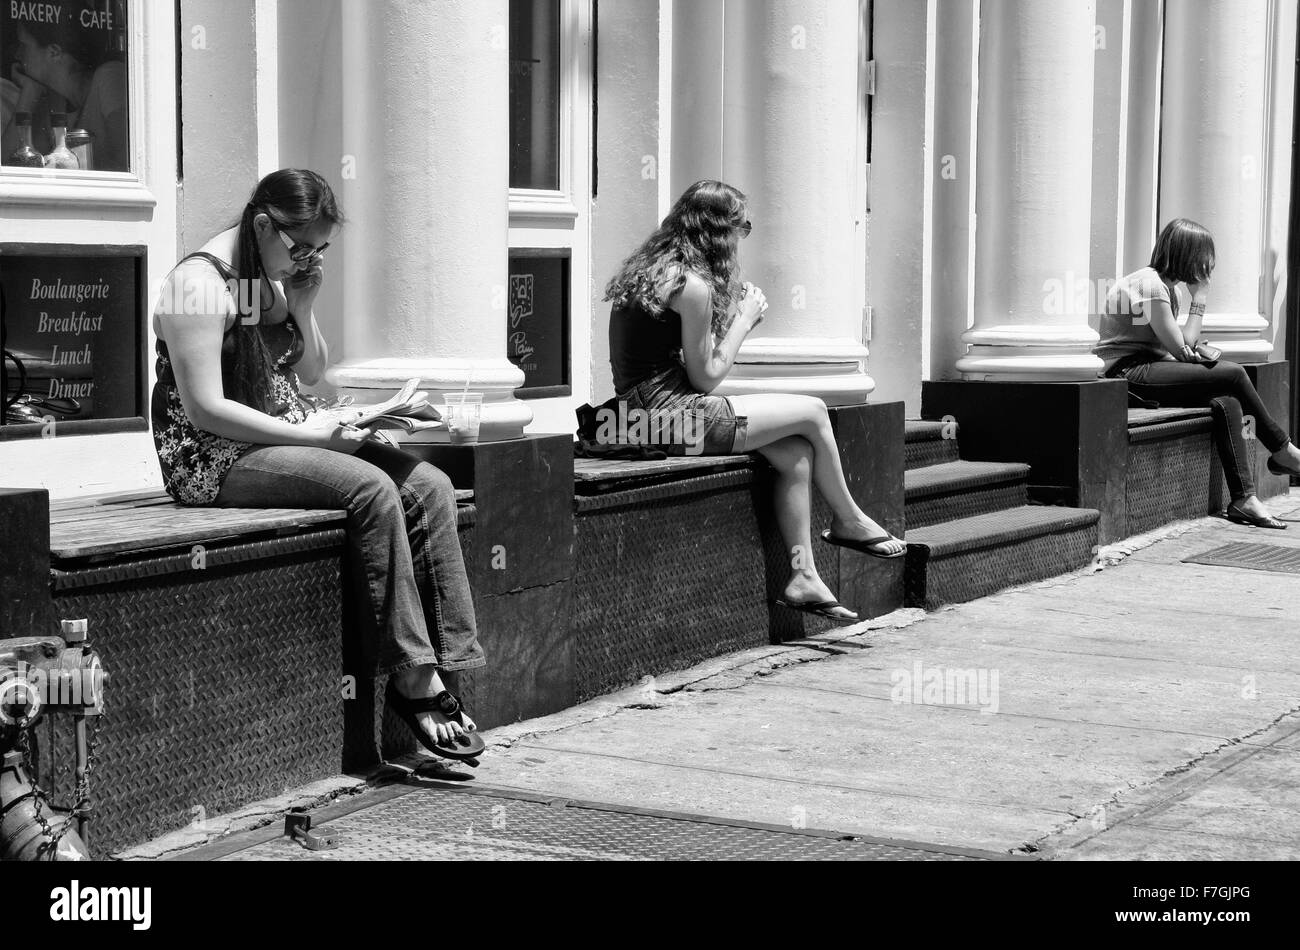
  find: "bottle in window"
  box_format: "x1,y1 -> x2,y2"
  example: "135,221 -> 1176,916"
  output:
44,113 -> 80,171
7,113 -> 46,169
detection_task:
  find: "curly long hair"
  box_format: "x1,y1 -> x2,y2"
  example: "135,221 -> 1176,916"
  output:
228,169 -> 344,413
604,180 -> 748,334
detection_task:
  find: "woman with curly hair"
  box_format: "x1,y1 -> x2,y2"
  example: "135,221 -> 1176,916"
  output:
604,180 -> 905,624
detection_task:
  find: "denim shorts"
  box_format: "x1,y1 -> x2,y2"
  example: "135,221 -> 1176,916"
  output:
617,364 -> 749,457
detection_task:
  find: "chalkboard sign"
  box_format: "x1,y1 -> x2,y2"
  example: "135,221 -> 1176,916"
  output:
507,249 -> 570,397
1,244 -> 147,436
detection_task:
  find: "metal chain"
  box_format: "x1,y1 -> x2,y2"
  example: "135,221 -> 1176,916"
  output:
15,728 -> 64,860
15,715 -> 104,861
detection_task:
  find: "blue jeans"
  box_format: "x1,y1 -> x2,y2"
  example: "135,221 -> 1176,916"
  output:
214,442 -> 485,677
1119,359 -> 1291,500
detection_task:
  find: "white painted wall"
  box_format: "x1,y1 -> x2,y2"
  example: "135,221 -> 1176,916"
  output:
869,0 -> 929,413
178,0 -> 260,255
589,0 -> 665,404
925,0 -> 978,384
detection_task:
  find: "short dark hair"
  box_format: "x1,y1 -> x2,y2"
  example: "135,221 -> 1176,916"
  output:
1150,218 -> 1215,284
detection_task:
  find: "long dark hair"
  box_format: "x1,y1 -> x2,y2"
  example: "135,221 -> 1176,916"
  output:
604,180 -> 747,334
1150,218 -> 1216,285
228,169 -> 343,413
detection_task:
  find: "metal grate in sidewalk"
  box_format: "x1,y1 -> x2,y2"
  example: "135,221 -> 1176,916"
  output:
184,784 -> 1015,862
1183,542 -> 1300,575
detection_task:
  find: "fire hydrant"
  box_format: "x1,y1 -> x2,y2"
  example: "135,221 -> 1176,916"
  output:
0,619 -> 106,861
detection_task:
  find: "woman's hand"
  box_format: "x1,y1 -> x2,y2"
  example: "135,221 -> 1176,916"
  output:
284,254 -> 325,316
1186,277 -> 1211,304
300,410 -> 376,455
739,282 -> 769,332
1173,343 -> 1199,363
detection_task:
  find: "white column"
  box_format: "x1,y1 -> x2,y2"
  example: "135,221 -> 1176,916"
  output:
673,0 -> 873,406
956,0 -> 1103,381
1160,0 -> 1273,363
328,0 -> 532,441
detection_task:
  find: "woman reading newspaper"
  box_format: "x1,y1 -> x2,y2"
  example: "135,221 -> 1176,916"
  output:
150,169 -> 486,764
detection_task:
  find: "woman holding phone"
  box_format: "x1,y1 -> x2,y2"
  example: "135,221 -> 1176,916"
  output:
604,180 -> 905,625
151,168 -> 486,764
1096,218 -> 1300,528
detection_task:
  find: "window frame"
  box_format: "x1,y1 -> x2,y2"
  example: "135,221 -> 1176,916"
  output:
0,242 -> 150,442
0,0 -> 158,209
507,0 -> 592,413
508,0 -> 584,225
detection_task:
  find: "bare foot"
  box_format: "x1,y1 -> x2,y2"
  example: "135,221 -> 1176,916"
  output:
781,575 -> 858,621
1233,495 -> 1275,521
394,667 -> 476,747
829,515 -> 906,557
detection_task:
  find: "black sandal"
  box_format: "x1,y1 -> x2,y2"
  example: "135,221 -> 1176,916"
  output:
773,599 -> 861,625
385,680 -> 486,763
1225,502 -> 1287,530
819,529 -> 907,560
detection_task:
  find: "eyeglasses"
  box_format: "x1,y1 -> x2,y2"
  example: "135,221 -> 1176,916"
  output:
274,225 -> 330,263
738,220 -> 753,239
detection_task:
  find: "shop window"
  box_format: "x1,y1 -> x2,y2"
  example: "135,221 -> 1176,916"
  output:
509,0 -> 561,192
507,249 -> 571,398
1,0 -> 131,175
1,244 -> 147,438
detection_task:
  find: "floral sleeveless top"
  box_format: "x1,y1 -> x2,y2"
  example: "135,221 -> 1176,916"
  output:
151,253 -> 309,506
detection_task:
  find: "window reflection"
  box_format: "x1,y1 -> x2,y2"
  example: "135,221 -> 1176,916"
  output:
509,0 -> 561,192
1,0 -> 130,173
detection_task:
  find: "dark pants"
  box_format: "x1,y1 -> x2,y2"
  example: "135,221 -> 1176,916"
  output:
214,441 -> 485,678
1120,359 -> 1290,500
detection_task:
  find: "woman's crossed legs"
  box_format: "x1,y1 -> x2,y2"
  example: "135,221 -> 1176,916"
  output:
729,393 -> 904,616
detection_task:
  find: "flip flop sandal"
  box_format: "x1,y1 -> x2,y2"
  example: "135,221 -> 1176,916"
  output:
385,680 -> 486,763
820,529 -> 908,560
773,599 -> 861,625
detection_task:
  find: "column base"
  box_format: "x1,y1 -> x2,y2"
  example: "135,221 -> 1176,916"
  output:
326,358 -> 535,443
956,347 -> 1105,382
714,337 -> 876,406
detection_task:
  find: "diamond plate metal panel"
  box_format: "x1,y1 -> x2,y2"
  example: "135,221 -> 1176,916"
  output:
1183,542 -> 1300,575
214,786 -> 1000,862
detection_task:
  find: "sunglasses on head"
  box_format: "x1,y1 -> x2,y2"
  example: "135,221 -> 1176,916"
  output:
273,224 -> 330,263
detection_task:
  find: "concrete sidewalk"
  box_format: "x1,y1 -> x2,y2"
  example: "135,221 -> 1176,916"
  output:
138,491 -> 1300,860
466,491 -> 1300,860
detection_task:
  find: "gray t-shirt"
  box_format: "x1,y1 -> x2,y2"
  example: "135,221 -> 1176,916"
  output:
1094,267 -> 1177,373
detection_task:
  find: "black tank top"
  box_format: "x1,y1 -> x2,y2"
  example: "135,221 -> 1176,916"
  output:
609,300 -> 683,395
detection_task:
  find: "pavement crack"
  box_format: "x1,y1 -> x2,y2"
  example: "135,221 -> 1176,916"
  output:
1029,701 -> 1300,857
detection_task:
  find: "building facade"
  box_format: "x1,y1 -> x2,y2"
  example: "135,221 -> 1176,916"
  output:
1,0 -> 1296,498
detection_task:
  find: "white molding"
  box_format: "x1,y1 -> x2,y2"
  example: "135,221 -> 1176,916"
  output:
0,176 -> 157,208
508,189 -> 579,223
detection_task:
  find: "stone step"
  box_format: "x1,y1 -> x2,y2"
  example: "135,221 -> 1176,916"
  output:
904,505 -> 1100,610
904,419 -> 960,470
904,460 -> 1032,529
